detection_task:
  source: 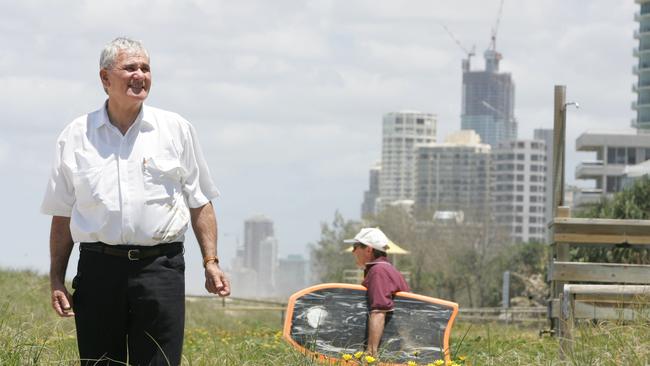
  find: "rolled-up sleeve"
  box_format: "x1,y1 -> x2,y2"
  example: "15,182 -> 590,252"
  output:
180,121 -> 220,208
41,137 -> 75,217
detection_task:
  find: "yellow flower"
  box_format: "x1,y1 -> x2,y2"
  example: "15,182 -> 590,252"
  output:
433,360 -> 445,366
407,361 -> 417,366
342,354 -> 352,361
449,363 -> 460,366
354,351 -> 364,359
365,355 -> 376,364
458,355 -> 467,361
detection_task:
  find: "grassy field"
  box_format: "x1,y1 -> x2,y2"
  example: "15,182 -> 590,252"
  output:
2,269 -> 650,365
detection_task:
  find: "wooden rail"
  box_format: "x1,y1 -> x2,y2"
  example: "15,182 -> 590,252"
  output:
458,307 -> 546,323
550,261 -> 650,284
186,295 -> 545,326
546,208 -> 650,357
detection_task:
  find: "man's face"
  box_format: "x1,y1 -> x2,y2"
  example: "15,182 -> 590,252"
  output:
100,50 -> 151,105
352,242 -> 373,268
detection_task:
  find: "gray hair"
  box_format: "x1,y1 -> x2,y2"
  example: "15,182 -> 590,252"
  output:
99,37 -> 149,69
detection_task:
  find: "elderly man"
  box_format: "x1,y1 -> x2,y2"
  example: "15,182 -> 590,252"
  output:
345,228 -> 410,356
41,37 -> 230,365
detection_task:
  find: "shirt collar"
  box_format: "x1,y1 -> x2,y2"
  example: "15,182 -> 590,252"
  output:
365,256 -> 390,268
92,101 -> 154,131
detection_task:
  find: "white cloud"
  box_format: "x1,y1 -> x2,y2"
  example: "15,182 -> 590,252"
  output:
0,76 -> 99,129
228,29 -> 329,59
359,40 -> 453,73
0,0 -> 643,274
0,139 -> 8,165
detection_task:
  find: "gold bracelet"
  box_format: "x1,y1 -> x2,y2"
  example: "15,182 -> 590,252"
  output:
203,256 -> 219,268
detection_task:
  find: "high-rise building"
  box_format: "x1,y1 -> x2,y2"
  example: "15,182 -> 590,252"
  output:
361,162 -> 381,218
258,236 -> 278,297
229,266 -> 257,298
277,255 -> 307,298
414,130 -> 492,220
378,111 -> 436,211
229,239 -> 260,298
534,128 -> 554,228
461,48 -> 517,147
634,0 -> 650,130
574,131 -> 650,207
244,215 -> 274,274
493,139 -> 548,243
570,1 -> 650,208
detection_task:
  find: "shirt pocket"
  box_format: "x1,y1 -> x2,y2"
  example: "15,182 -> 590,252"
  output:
72,165 -> 118,210
143,157 -> 185,204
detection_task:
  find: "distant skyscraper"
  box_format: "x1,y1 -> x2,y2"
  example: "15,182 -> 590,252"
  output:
534,128 -> 554,229
361,162 -> 381,218
493,139 -> 547,243
570,1 -> 650,209
244,215 -> 274,274
634,1 -> 650,131
461,48 -> 517,147
414,130 -> 492,220
258,236 -> 278,297
277,255 -> 307,298
378,111 -> 436,210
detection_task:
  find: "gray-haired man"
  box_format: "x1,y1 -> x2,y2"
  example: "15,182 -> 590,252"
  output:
41,37 -> 230,365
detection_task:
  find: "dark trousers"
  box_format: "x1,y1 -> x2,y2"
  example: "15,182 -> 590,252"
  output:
72,244 -> 185,366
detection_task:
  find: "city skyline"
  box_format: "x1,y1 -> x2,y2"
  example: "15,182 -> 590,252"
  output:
0,1 -> 637,294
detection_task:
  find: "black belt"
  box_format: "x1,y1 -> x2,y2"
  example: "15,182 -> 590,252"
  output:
80,242 -> 183,261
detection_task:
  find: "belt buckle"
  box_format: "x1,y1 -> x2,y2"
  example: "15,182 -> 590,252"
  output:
127,249 -> 140,261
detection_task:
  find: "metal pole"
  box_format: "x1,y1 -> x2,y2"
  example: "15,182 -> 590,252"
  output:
552,85 -> 566,218
503,270 -> 510,325
502,270 -> 510,309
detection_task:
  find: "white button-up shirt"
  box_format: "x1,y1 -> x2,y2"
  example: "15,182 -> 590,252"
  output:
41,103 -> 220,246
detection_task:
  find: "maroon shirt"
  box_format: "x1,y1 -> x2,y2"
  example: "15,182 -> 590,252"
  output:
362,257 -> 410,311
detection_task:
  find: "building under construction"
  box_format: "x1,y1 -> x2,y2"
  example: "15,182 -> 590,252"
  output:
451,0 -> 517,147
461,47 -> 517,147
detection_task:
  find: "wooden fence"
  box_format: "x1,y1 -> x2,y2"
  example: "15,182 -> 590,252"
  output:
547,207 -> 650,355
185,295 -> 546,326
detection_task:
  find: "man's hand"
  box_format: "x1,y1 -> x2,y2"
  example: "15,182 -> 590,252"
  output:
51,282 -> 74,317
204,262 -> 231,297
49,216 -> 75,317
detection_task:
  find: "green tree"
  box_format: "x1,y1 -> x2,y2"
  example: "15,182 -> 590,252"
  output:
577,176 -> 650,220
312,205 -> 542,307
496,241 -> 549,306
366,206 -> 512,307
309,211 -> 359,282
574,176 -> 650,263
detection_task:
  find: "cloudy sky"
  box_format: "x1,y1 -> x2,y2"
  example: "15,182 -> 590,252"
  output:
0,0 -> 637,293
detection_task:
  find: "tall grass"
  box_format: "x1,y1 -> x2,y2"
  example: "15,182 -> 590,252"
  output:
0,270 -> 78,365
2,269 -> 650,365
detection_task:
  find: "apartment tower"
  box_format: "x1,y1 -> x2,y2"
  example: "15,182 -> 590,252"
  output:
493,140 -> 547,243
414,130 -> 492,220
377,111 -> 436,211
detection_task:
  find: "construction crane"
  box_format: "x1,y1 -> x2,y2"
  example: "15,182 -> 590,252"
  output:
489,0 -> 505,52
438,23 -> 475,72
484,0 -> 505,72
438,0 -> 505,72
481,100 -> 504,118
